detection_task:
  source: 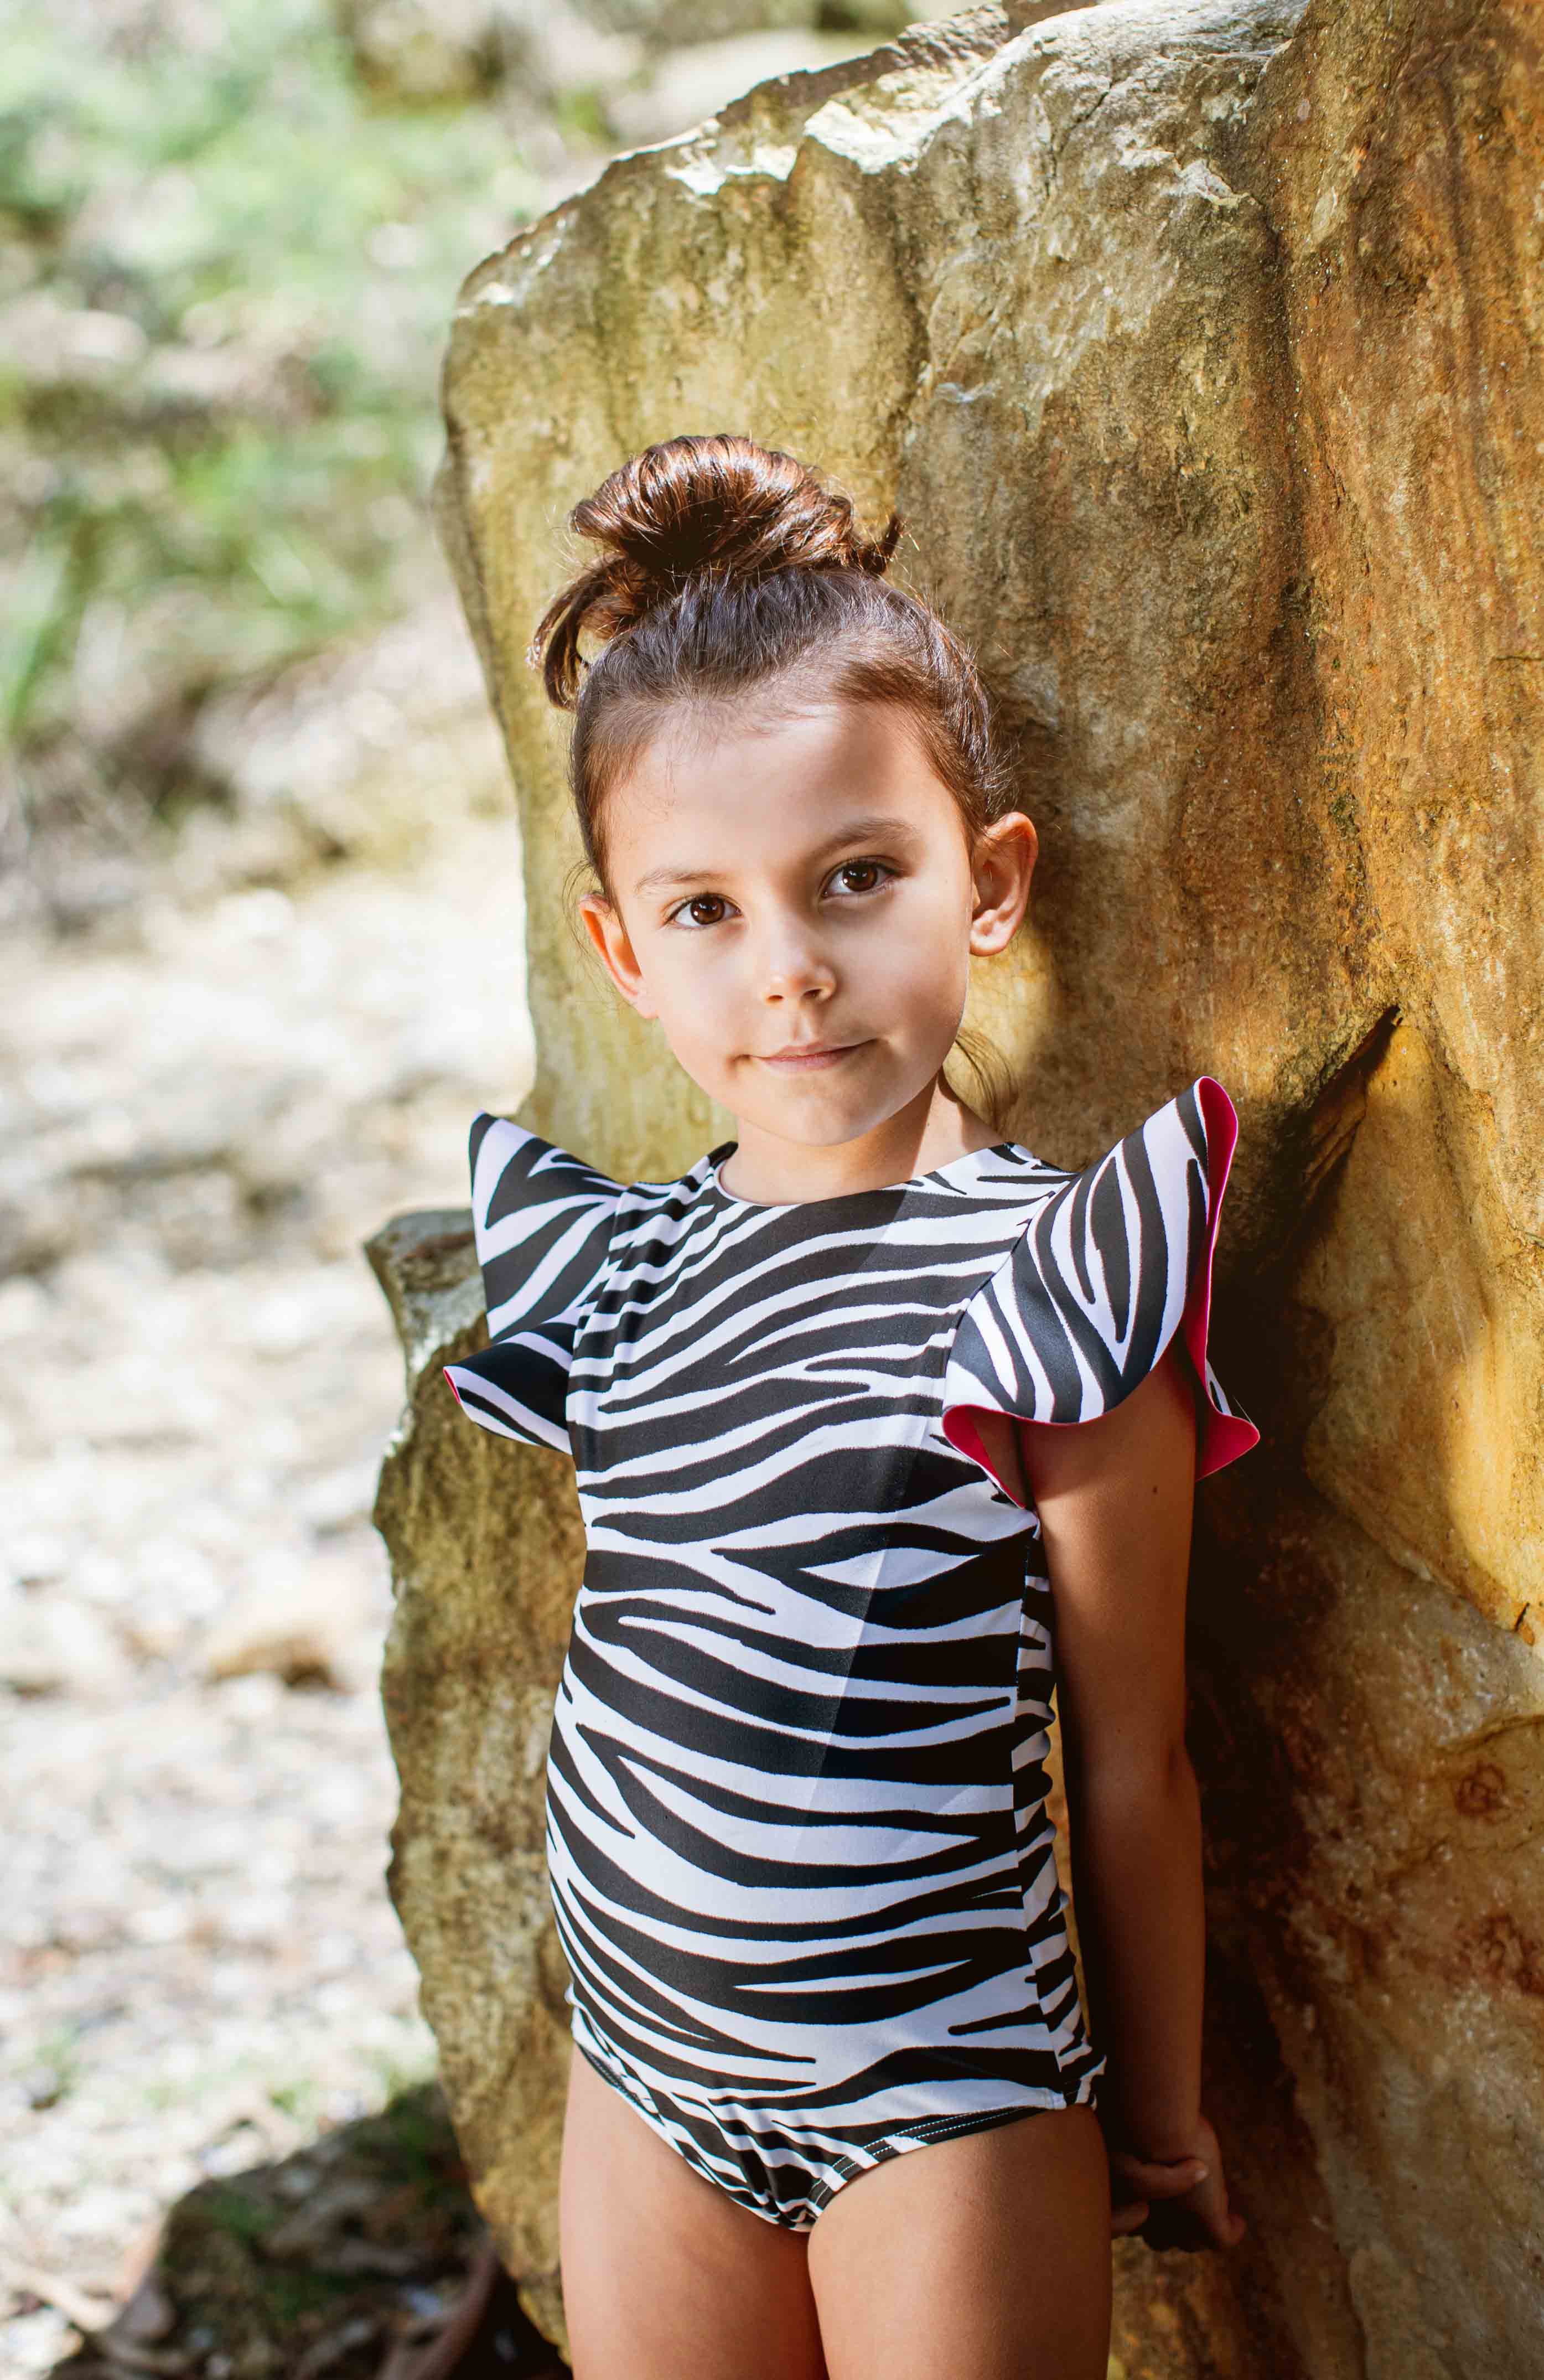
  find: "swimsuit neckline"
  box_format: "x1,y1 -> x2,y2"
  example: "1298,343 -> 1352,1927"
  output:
700,1137 -> 1032,1214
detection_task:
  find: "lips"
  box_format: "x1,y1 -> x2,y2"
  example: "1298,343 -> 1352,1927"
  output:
755,1040 -> 867,1070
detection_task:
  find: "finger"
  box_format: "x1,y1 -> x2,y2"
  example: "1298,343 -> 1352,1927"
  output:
1191,2175 -> 1244,2234
1110,2201 -> 1149,2236
1110,2154 -> 1209,2193
1108,2149 -> 1208,2177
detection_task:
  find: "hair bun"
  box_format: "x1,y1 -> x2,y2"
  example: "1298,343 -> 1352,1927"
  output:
529,433 -> 901,707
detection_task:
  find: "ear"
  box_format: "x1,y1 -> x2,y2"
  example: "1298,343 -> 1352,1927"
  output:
578,893 -> 659,1020
968,811 -> 1037,956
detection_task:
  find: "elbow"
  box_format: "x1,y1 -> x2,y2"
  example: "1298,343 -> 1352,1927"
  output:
1162,1736 -> 1196,1797
1068,1734 -> 1195,1812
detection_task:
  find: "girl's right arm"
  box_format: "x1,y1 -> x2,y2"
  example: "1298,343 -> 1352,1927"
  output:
1017,1344 -> 1249,2253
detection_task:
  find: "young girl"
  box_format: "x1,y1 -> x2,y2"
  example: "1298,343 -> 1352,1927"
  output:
443,433 -> 1260,2380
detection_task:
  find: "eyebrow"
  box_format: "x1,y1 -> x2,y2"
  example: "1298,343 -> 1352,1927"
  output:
631,814 -> 924,897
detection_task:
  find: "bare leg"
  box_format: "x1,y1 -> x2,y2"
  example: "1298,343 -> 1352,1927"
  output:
806,2105 -> 1111,2380
559,2047 -> 830,2380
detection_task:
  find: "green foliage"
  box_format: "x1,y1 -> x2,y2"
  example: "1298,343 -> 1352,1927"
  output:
260,2267 -> 361,2322
267,2074 -> 328,2129
20,2021 -> 83,2109
551,86 -> 612,147
201,2181 -> 284,2244
0,0 -> 538,762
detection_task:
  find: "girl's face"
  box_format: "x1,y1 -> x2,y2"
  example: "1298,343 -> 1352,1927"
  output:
578,697 -> 1036,1168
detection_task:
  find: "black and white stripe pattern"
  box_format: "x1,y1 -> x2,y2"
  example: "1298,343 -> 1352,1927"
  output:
444,1074 -> 1258,2231
446,1114 -> 624,1452
941,1073 -> 1259,1487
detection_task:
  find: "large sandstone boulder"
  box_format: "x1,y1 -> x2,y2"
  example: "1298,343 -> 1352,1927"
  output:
370,0 -> 1543,2368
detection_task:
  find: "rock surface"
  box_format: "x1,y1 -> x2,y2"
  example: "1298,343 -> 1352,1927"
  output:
372,1 -> 1544,2370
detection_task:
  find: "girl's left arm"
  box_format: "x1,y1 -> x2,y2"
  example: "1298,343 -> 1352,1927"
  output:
1009,1341 -> 1248,2248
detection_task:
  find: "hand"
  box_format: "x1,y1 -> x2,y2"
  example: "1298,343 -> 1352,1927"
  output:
1103,2111 -> 1248,2252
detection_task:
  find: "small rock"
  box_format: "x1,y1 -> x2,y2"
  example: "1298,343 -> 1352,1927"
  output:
200,1565 -> 366,1691
104,2270 -> 178,2345
0,1585 -> 132,1698
297,1461 -> 377,1535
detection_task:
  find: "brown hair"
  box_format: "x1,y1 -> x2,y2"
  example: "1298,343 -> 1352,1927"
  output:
528,432 -> 1019,1129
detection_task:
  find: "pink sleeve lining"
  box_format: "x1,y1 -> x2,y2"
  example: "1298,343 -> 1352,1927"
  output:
1180,1076 -> 1260,1481
940,1074 -> 1261,1504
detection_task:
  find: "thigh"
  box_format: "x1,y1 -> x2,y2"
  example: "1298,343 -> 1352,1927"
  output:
558,2046 -> 829,2380
805,2104 -> 1111,2380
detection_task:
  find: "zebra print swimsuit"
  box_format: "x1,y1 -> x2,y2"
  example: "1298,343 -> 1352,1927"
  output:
444,1073 -> 1260,2231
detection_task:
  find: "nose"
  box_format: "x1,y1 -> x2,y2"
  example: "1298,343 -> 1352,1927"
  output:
758,916 -> 836,1006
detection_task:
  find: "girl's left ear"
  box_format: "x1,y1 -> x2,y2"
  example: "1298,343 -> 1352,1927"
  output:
968,811 -> 1037,956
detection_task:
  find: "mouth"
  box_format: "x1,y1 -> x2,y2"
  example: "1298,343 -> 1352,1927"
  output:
754,1039 -> 869,1073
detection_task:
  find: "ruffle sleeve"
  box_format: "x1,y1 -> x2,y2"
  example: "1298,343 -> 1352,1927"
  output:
941,1075 -> 1260,1505
442,1112 -> 623,1454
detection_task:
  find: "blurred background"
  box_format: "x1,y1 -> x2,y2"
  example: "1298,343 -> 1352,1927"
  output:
0,0 -> 968,2372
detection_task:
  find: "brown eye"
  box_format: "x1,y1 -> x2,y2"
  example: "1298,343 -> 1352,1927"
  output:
678,893 -> 727,928
829,860 -> 890,897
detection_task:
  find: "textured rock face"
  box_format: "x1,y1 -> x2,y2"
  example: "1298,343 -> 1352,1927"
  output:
372,1 -> 1543,2368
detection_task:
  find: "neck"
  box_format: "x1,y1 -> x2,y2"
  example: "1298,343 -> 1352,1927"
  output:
716,1074 -> 1001,1204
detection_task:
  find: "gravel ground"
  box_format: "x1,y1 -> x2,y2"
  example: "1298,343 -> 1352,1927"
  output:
1,607 -> 536,2376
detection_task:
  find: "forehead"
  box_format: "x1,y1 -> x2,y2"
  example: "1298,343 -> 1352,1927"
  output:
609,699 -> 964,878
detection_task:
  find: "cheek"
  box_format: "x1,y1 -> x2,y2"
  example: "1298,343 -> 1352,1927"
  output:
881,878 -> 973,989
640,934 -> 742,1031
